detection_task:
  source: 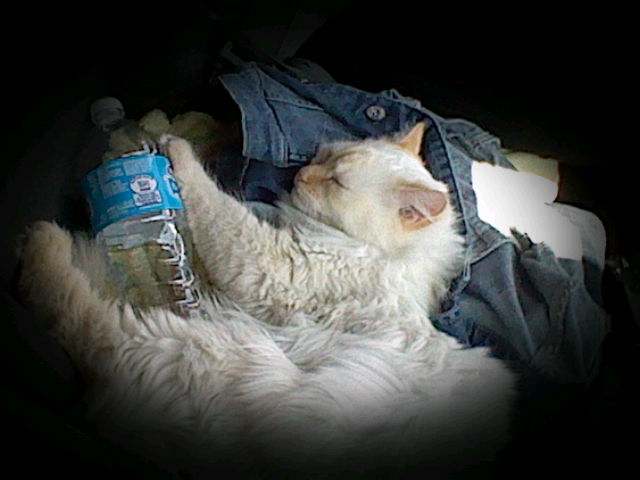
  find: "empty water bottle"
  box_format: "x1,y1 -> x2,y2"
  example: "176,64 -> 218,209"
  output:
82,97 -> 203,316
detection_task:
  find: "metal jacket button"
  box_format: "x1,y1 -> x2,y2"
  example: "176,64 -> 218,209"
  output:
365,105 -> 386,121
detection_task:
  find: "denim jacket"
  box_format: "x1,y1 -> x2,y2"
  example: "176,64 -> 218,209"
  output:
217,63 -> 609,386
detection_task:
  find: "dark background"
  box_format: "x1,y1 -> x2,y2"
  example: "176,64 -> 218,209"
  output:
1,2 -> 637,477
3,2 -> 634,254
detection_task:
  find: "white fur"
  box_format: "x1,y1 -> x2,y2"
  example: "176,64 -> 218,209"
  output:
18,131 -> 516,475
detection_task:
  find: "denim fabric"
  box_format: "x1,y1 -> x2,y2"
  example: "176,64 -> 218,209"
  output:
218,63 -> 609,385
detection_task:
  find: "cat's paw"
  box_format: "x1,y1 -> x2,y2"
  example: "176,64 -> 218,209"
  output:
159,134 -> 201,173
18,221 -> 73,274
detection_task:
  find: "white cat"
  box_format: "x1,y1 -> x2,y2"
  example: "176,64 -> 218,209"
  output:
18,123 -> 516,475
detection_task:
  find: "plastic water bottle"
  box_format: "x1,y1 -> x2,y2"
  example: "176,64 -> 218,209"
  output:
82,97 -> 203,316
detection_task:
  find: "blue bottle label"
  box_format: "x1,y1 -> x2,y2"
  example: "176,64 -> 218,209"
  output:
83,153 -> 184,232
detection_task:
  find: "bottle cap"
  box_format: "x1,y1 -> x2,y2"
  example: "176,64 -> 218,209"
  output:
90,97 -> 125,130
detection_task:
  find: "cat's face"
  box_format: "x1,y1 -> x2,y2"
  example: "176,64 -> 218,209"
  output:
290,123 -> 452,251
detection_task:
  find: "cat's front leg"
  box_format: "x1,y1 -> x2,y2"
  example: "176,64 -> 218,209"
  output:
160,135 -> 299,311
159,134 -> 234,285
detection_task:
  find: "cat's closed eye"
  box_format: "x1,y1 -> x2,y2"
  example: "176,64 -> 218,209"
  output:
330,176 -> 347,189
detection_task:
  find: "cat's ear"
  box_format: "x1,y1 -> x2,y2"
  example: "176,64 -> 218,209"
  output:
396,122 -> 426,156
397,186 -> 447,230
